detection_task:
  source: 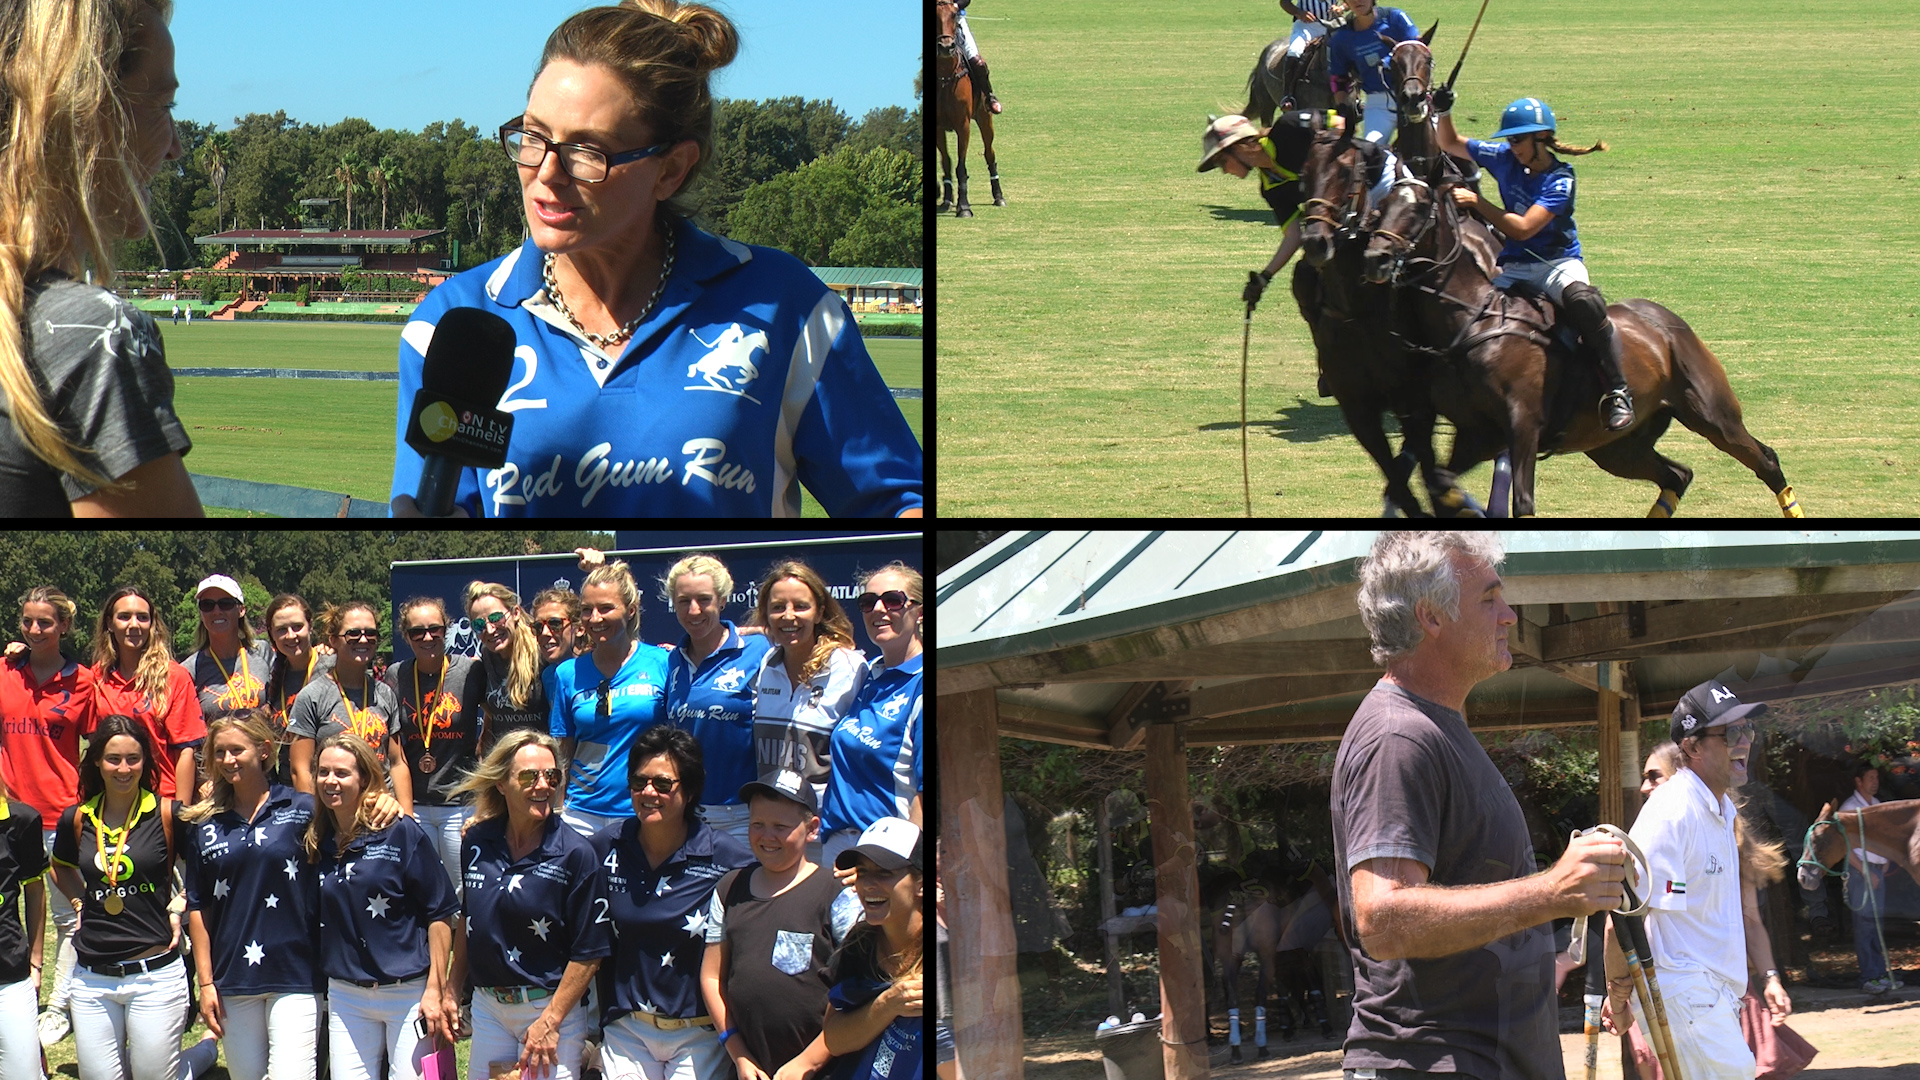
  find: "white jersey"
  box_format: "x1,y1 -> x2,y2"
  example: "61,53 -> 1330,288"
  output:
1628,766 -> 1745,991
1837,791 -> 1888,865
1292,0 -> 1340,19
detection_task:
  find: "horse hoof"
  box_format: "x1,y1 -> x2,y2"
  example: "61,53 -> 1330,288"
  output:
956,207 -> 974,218
1230,1048 -> 1242,1064
1257,1046 -> 1271,1059
994,197 -> 1007,206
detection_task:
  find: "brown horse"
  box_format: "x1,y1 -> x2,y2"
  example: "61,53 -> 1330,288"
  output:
1360,161 -> 1806,517
1797,798 -> 1920,893
1243,33 -> 1336,128
935,0 -> 1003,218
1386,30 -> 1440,173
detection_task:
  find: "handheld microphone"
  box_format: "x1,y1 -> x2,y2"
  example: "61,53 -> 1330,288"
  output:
404,307 -> 518,517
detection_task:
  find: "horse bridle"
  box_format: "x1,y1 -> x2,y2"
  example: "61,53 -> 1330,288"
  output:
1797,813 -> 1848,879
1372,174 -> 1555,357
1301,140 -> 1371,241
934,1 -> 962,88
1390,39 -> 1432,123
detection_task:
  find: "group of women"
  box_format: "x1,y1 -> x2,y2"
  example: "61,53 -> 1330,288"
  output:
0,547 -> 924,1080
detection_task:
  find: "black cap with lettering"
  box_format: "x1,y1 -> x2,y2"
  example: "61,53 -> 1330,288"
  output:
1670,677 -> 1768,743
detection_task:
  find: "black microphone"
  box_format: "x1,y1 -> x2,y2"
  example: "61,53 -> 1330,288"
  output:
404,307 -> 518,517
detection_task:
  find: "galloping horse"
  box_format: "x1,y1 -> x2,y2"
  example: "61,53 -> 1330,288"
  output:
1797,798 -> 1920,893
1243,33 -> 1335,128
935,0 -> 1004,218
1359,158 -> 1805,517
1385,29 -> 1439,173
1294,128 -> 1486,516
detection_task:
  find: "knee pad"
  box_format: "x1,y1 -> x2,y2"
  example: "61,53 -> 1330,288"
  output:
1560,281 -> 1609,333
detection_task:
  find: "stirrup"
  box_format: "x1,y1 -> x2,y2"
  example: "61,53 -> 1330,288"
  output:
1600,388 -> 1634,430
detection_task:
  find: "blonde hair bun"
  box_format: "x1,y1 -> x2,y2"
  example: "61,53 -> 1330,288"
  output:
622,0 -> 739,73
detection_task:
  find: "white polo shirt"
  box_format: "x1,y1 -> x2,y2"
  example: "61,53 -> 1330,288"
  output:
1837,792 -> 1888,865
1628,766 -> 1745,989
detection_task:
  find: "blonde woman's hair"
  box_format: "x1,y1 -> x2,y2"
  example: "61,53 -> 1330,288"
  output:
302,732 -> 389,863
181,710 -> 275,823
191,577 -> 258,655
0,0 -> 173,492
582,560 -> 643,639
661,552 -> 733,607
465,581 -> 541,708
457,728 -> 565,833
753,559 -> 856,683
854,562 -> 924,604
18,585 -> 78,630
91,584 -> 175,715
534,0 -> 738,221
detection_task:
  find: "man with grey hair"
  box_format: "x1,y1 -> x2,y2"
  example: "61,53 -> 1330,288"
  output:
1332,531 -> 1628,1080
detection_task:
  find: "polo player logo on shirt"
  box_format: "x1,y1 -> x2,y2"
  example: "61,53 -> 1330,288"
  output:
713,666 -> 748,692
685,324 -> 768,404
877,692 -> 909,722
217,669 -> 266,712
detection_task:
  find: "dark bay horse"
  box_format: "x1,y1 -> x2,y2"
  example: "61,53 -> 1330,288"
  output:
1244,33 -> 1335,127
1386,30 -> 1439,173
1797,798 -> 1920,893
935,0 -> 1004,218
1360,161 -> 1806,517
1295,128 -> 1486,516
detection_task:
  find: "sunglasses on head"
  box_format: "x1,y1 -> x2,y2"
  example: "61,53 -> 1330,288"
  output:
856,590 -> 917,614
198,597 -> 241,612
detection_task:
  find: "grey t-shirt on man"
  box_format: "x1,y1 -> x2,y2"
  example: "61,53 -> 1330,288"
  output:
1331,679 -> 1561,1080
4,274 -> 191,513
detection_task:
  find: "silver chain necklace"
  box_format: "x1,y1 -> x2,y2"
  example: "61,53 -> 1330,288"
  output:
542,223 -> 677,349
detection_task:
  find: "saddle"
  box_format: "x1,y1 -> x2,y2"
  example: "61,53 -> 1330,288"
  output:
1497,279 -> 1591,451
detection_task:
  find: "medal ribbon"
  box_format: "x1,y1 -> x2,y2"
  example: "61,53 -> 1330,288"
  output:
84,794 -> 146,908
412,655 -> 446,751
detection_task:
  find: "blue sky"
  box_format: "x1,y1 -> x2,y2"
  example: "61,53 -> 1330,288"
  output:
168,0 -> 921,134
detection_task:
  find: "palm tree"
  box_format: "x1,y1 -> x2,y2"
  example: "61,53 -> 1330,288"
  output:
198,131 -> 234,233
368,155 -> 402,231
333,152 -> 363,231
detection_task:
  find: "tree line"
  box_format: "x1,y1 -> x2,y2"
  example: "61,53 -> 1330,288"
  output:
122,94 -> 923,273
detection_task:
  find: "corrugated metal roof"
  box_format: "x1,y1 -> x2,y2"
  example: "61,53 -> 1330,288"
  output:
195,230 -> 444,246
810,267 -> 922,287
938,530 -> 1920,671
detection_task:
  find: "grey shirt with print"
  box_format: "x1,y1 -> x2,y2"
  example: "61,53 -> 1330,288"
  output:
5,275 -> 190,511
1330,679 -> 1561,1080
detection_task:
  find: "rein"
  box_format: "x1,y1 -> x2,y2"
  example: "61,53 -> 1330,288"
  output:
1799,810 -> 1895,985
1378,178 -> 1553,359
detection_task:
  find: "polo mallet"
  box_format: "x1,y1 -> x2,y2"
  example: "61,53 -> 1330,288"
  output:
1241,278 -> 1257,517
1614,899 -> 1684,1080
1564,825 -> 1660,1080
1581,917 -> 1607,1080
1442,0 -> 1493,92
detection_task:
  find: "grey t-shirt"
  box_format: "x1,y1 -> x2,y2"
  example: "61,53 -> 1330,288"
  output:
4,274 -> 191,512
1330,680 -> 1560,1080
287,673 -> 403,771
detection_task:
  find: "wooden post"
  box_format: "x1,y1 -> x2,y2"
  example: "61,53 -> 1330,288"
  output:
1098,795 -> 1124,1018
1144,722 -> 1210,1080
1622,684 -> 1645,826
940,689 -> 1025,1080
1597,661 -> 1623,827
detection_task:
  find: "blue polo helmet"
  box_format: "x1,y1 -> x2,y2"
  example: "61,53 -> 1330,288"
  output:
1490,97 -> 1556,139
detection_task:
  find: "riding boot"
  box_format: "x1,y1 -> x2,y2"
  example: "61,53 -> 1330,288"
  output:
968,57 -> 1003,113
1562,281 -> 1633,430
1276,52 -> 1301,110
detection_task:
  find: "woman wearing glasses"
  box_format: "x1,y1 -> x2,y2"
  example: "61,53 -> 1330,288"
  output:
450,731 -> 609,1080
388,0 -> 922,518
90,586 -> 205,800
467,583 -> 553,752
287,602 -> 413,813
551,562 -> 669,839
180,576 -> 273,736
661,553 -> 771,847
386,597 -> 487,887
591,726 -> 753,1080
819,565 -> 924,867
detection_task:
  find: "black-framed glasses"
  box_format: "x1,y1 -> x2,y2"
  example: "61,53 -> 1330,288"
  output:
339,628 -> 380,642
500,120 -> 672,183
856,590 -> 917,614
405,624 -> 446,641
198,597 -> 241,612
632,775 -> 680,794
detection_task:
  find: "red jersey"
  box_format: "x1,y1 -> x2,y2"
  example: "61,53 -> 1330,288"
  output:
0,654 -> 95,825
91,663 -> 208,798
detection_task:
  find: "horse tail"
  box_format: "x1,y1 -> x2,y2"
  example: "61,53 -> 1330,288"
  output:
1245,51 -> 1277,126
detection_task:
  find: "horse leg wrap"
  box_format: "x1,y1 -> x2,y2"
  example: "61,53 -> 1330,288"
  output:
968,58 -> 997,102
1310,987 -> 1332,1035
1255,1006 -> 1267,1048
1647,486 -> 1682,518
1778,485 -> 1804,517
1229,1008 -> 1241,1047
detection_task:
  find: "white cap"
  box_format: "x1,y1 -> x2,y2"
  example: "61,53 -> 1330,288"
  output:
834,816 -> 922,872
195,574 -> 244,601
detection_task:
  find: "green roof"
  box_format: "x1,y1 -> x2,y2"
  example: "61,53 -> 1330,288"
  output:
809,267 -> 921,287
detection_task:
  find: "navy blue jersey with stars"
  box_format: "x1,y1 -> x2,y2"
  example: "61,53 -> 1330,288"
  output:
315,815 -> 459,984
665,622 -> 774,807
591,817 -> 755,1022
183,784 -> 323,995
462,814 -> 611,989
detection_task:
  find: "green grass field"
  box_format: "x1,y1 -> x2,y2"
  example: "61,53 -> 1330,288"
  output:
940,0 -> 1920,516
161,322 -> 923,515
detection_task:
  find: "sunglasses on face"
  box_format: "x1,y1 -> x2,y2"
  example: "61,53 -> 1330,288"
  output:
405,624 -> 447,641
535,617 -> 572,635
474,610 -> 511,627
515,768 -> 563,789
856,590 -> 918,614
198,598 -> 241,612
1700,723 -> 1756,743
339,628 -> 380,642
632,775 -> 681,795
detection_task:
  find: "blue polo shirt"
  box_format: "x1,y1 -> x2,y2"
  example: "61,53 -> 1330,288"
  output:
1326,8 -> 1420,94
549,646 -> 670,818
315,815 -> 460,984
182,784 -> 323,995
665,623 -> 774,807
821,654 -> 923,835
389,218 -> 923,518
1467,139 -> 1582,263
461,814 -> 611,990
591,817 -> 754,1023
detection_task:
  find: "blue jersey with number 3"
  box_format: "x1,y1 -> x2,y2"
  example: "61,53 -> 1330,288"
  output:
390,219 -> 923,517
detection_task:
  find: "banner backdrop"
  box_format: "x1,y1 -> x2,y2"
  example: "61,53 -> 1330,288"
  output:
388,532 -> 923,662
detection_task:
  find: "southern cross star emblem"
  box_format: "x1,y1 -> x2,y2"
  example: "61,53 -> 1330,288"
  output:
681,909 -> 709,938
660,950 -> 675,968
254,827 -> 269,846
366,894 -> 392,919
244,941 -> 265,965
530,917 -> 552,941
213,879 -> 231,900
508,874 -> 525,893
507,946 -> 522,964
282,858 -> 300,881
264,894 -> 279,909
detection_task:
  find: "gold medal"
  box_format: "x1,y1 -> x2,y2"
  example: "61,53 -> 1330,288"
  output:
104,893 -> 124,915
419,752 -> 437,773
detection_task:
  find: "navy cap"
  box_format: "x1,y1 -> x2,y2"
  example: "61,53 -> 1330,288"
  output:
739,767 -> 817,814
1670,678 -> 1768,743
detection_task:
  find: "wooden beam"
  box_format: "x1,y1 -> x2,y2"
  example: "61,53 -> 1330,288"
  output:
940,689 -> 1025,1080
1174,672 -> 1383,719
994,701 -> 1114,749
1144,723 -> 1209,1080
1540,592 -> 1911,663
1184,699 -> 1609,746
1639,650 -> 1920,715
1558,604 -> 1920,662
1105,682 -> 1158,750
